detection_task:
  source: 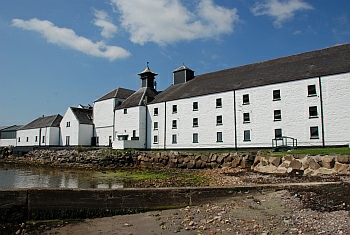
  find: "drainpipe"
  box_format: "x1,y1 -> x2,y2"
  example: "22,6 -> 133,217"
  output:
145,105 -> 148,149
233,90 -> 238,151
318,76 -> 325,147
164,102 -> 167,150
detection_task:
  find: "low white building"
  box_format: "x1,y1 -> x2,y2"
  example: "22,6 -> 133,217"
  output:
113,43 -> 350,150
0,125 -> 22,147
60,106 -> 94,146
16,114 -> 62,147
93,88 -> 135,146
113,65 -> 159,149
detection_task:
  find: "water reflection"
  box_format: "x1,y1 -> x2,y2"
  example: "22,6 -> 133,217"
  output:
0,164 -> 123,189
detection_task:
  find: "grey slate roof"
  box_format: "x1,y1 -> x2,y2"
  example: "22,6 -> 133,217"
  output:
151,43 -> 350,104
116,87 -> 159,110
19,114 -> 63,130
70,107 -> 93,125
94,87 -> 135,102
0,125 -> 22,131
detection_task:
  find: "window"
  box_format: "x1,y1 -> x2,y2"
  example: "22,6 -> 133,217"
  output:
193,133 -> 198,143
193,102 -> 198,111
66,136 -> 70,146
18,137 -> 20,142
117,135 -> 128,140
310,126 -> 319,139
172,105 -> 177,113
217,132 -> 223,142
154,122 -> 158,130
275,129 -> 282,139
243,94 -> 250,105
153,135 -> 158,143
172,134 -> 177,144
309,106 -> 318,118
124,109 -> 127,114
274,110 -> 281,121
244,130 -> 251,141
42,136 -> 45,144
26,137 -> 29,142
154,107 -> 158,116
273,90 -> 281,101
243,113 -> 250,123
66,121 -> 70,127
35,136 -> 38,142
308,85 -> 317,96
172,120 -> 177,129
193,118 -> 198,127
216,98 -> 222,108
132,130 -> 136,137
216,115 -> 223,125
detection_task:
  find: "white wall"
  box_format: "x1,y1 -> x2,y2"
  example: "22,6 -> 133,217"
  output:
60,108 -> 80,146
148,92 -> 236,149
235,77 -> 323,148
17,127 -> 60,146
113,106 -> 146,149
79,124 -> 94,146
321,72 -> 350,146
0,139 -> 17,147
94,98 -> 114,146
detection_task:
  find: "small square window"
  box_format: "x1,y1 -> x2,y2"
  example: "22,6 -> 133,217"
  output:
124,109 -> 127,114
308,85 -> 317,96
243,94 -> 250,105
154,108 -> 158,116
273,90 -> 281,101
310,126 -> 319,139
193,133 -> 198,143
243,113 -> 250,123
154,122 -> 158,130
172,120 -> 177,129
216,98 -> 222,108
216,115 -> 223,125
172,105 -> 177,113
309,106 -> 318,118
193,118 -> 198,127
217,132 -> 223,142
274,110 -> 281,121
275,129 -> 282,139
193,102 -> 198,111
244,130 -> 251,141
172,134 -> 177,144
66,121 -> 70,127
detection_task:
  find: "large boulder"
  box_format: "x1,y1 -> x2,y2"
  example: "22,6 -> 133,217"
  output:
337,155 -> 350,164
322,156 -> 335,169
289,159 -> 302,170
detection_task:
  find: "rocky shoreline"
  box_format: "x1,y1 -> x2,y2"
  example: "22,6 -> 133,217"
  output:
1,149 -> 349,176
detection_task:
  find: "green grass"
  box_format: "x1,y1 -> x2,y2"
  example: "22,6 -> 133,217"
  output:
94,169 -> 170,181
269,147 -> 350,156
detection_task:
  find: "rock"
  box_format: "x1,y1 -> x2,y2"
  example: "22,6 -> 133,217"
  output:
317,167 -> 337,175
308,158 -> 321,170
283,155 -> 294,161
334,162 -> 349,174
269,157 -> 281,167
231,156 -> 242,167
289,159 -> 302,170
322,156 -> 335,169
276,166 -> 288,174
337,155 -> 350,164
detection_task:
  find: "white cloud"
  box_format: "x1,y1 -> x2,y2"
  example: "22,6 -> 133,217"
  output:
251,0 -> 313,28
110,0 -> 239,45
93,9 -> 117,39
12,18 -> 130,61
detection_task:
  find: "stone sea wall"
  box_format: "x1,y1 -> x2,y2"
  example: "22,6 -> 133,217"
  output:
1,149 -> 350,175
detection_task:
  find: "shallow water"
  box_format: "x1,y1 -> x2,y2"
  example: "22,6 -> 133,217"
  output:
0,164 -> 124,189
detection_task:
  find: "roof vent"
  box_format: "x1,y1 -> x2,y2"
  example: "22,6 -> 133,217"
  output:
173,64 -> 194,85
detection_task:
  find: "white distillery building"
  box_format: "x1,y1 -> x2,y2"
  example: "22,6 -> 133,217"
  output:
60,106 -> 94,146
113,43 -> 350,150
93,88 -> 135,146
16,114 -> 62,147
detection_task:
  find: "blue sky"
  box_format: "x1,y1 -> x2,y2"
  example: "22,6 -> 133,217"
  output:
0,0 -> 349,126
